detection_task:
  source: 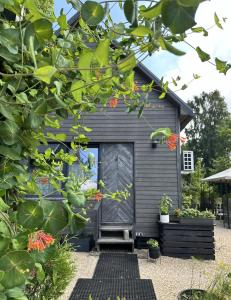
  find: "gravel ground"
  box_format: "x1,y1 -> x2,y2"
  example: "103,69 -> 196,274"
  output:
58,252 -> 99,300
59,221 -> 231,300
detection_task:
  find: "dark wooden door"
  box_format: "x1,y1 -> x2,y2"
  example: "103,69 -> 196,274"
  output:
100,143 -> 134,224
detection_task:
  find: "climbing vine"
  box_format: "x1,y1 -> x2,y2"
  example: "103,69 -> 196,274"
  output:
0,0 -> 229,298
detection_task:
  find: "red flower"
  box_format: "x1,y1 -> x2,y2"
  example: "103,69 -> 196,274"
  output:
166,134 -> 187,151
28,230 -> 55,252
94,192 -> 103,201
109,98 -> 118,108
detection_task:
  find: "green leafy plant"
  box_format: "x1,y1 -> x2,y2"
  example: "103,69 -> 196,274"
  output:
173,208 -> 181,218
147,239 -> 159,249
180,208 -> 215,219
160,194 -> 172,215
25,242 -> 75,300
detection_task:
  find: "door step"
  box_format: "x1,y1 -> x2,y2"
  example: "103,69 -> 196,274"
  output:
97,224 -> 134,251
100,225 -> 133,231
97,237 -> 134,244
96,237 -> 134,252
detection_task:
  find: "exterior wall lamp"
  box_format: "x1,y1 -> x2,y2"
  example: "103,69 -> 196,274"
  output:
151,138 -> 160,148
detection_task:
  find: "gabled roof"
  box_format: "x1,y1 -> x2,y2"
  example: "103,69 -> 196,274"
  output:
57,13 -> 194,129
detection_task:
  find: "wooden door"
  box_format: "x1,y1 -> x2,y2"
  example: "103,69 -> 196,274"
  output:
100,143 -> 134,224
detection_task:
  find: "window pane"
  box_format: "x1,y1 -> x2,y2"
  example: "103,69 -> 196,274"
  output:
69,147 -> 98,191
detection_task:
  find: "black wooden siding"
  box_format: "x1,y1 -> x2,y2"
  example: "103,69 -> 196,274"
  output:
51,71 -> 182,237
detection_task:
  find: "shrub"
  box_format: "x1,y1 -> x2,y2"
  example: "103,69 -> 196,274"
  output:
26,241 -> 75,300
179,208 -> 215,219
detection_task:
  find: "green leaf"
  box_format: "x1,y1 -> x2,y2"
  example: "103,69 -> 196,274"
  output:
0,29 -> 20,54
0,48 -> 20,62
159,37 -> 186,56
78,49 -> 94,82
0,0 -> 14,4
71,80 -> 85,102
69,213 -> 88,234
124,0 -> 137,25
162,0 -> 197,34
0,198 -> 9,212
35,263 -> 45,283
191,26 -> 208,36
34,66 -> 57,84
67,191 -> 86,207
150,128 -> 172,140
5,287 -> 28,300
47,132 -> 66,141
0,120 -> 19,145
215,58 -> 231,75
214,12 -> 223,29
0,103 -> 14,121
57,14 -> 69,30
24,0 -> 55,22
118,54 -> 136,72
33,19 -> 53,40
196,46 -> 210,62
0,270 -> 4,282
41,200 -> 68,234
24,112 -> 43,129
177,0 -> 201,7
16,92 -> 29,104
0,237 -> 10,255
0,145 -> 21,160
17,201 -> 44,230
95,39 -> 110,66
81,1 -> 105,26
140,2 -> 162,19
0,251 -> 34,289
33,99 -> 48,115
130,26 -> 152,37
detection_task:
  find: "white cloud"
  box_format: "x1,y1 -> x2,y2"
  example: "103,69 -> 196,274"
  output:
165,0 -> 231,110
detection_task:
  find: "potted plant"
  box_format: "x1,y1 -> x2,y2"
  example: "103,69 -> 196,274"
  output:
160,194 -> 172,223
170,208 -> 181,223
179,208 -> 215,225
147,239 -> 160,259
178,289 -> 207,300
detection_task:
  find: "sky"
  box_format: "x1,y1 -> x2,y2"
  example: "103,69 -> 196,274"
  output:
54,0 -> 231,111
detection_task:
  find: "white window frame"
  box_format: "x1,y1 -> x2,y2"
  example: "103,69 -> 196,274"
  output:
182,151 -> 194,172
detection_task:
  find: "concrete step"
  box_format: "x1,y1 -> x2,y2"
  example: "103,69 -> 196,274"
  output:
97,237 -> 134,245
99,225 -> 133,232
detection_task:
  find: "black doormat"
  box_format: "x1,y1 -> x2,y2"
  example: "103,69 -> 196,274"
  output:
69,279 -> 157,300
93,253 -> 140,279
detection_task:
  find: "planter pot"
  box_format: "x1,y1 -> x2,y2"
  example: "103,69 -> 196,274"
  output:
148,246 -> 160,259
179,217 -> 214,226
178,289 -> 207,300
160,214 -> 169,223
68,235 -> 94,252
170,215 -> 180,223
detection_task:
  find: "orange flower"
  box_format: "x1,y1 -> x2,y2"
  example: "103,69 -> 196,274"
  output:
109,98 -> 118,108
40,177 -> 49,184
166,134 -> 187,151
94,192 -> 103,201
28,230 -> 55,252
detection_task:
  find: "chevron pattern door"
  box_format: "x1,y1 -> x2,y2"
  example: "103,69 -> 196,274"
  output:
100,143 -> 134,224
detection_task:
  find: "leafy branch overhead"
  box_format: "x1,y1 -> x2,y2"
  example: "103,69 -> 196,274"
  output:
0,0 -> 229,298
